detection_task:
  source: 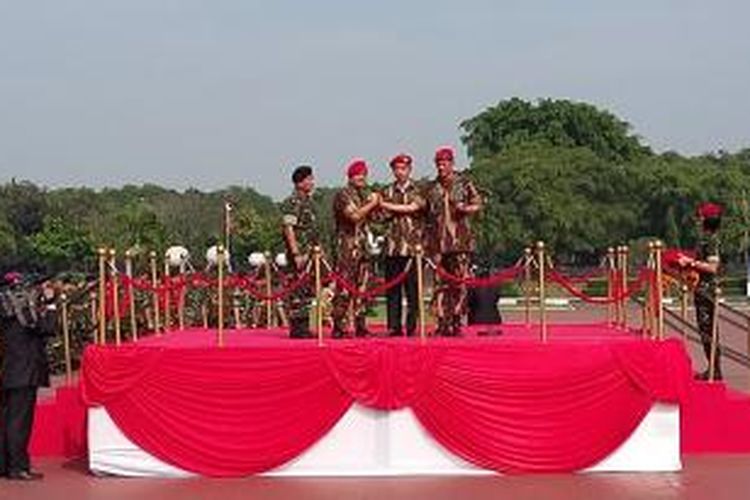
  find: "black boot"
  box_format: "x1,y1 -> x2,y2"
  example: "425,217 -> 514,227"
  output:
332,318 -> 347,339
435,317 -> 451,337
289,317 -> 312,339
451,315 -> 463,337
354,316 -> 372,337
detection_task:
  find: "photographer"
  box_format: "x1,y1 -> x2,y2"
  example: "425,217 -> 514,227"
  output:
0,274 -> 58,481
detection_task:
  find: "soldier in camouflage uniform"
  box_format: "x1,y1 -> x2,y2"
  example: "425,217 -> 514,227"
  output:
679,202 -> 723,380
424,146 -> 483,336
280,166 -> 318,338
331,159 -> 381,338
379,153 -> 426,337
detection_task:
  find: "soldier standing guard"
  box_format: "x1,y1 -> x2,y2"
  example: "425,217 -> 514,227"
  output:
379,154 -> 426,337
280,166 -> 318,339
331,159 -> 381,338
679,202 -> 723,380
424,146 -> 483,336
1,276 -> 58,480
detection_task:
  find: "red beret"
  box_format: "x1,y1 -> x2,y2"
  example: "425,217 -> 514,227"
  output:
3,271 -> 22,286
389,154 -> 413,168
697,202 -> 723,219
347,159 -> 368,178
434,146 -> 454,162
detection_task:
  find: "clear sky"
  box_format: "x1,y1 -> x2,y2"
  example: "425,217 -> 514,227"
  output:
1,0 -> 749,198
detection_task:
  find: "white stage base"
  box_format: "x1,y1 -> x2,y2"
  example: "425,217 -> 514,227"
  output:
89,403 -> 680,477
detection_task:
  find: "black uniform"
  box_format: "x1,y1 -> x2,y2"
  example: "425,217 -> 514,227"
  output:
694,232 -> 721,378
0,289 -> 56,477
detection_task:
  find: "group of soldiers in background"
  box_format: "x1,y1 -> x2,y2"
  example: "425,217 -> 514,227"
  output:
280,146 -> 483,339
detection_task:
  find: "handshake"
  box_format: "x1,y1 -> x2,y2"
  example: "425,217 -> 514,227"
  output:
367,191 -> 382,206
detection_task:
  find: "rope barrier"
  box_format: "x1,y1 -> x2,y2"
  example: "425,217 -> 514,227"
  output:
547,267 -> 654,305
428,259 -> 523,287
321,258 -> 414,299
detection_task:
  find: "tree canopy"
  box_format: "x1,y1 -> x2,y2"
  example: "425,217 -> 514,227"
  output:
2,98 -> 749,275
461,98 -> 652,162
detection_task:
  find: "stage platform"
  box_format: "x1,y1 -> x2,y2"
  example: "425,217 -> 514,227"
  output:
79,323 -> 692,477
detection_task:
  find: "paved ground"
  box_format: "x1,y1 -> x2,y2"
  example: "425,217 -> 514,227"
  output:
11,302 -> 750,499
2,455 -> 750,500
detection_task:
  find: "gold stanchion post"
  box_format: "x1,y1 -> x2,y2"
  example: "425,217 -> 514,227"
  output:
125,250 -> 138,341
163,257 -> 172,331
709,287 -> 721,382
265,252 -> 273,328
89,291 -> 97,343
178,272 -> 186,331
621,245 -> 629,330
313,246 -> 323,345
109,249 -> 122,346
415,244 -> 426,342
643,242 -> 655,338
654,240 -> 665,340
232,289 -> 242,329
97,247 -> 107,345
615,246 -> 623,327
680,284 -> 689,323
536,241 -> 547,342
607,247 -> 615,326
217,244 -> 226,347
150,251 -> 161,335
524,247 -> 532,327
61,293 -> 72,383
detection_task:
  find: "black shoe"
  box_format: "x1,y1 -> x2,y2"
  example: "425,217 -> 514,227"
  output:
434,324 -> 450,337
290,330 -> 313,339
7,470 -> 44,481
289,326 -> 313,339
388,329 -> 403,337
694,369 -> 723,381
355,328 -> 372,338
332,328 -> 347,339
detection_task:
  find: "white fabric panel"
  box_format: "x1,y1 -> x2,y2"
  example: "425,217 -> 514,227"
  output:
88,403 -> 680,477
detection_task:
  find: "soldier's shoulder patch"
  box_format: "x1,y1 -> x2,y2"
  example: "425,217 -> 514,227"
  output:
282,214 -> 298,226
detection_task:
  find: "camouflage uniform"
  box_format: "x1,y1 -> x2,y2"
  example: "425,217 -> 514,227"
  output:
424,171 -> 482,335
280,191 -> 318,338
331,185 -> 372,337
381,181 -> 425,336
694,232 -> 721,376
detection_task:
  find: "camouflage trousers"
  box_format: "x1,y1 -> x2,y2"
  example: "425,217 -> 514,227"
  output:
331,257 -> 371,335
434,252 -> 471,336
694,289 -> 721,374
283,256 -> 313,338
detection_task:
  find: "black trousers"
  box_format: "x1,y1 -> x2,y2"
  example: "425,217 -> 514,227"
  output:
694,291 -> 721,375
385,256 -> 419,336
0,386 -> 38,474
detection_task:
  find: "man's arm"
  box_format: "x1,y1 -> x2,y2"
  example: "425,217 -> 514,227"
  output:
456,178 -> 483,215
281,198 -> 301,256
380,200 -> 422,214
342,192 -> 381,223
680,255 -> 720,274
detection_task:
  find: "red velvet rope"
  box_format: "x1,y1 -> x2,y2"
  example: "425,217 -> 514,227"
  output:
432,263 -> 523,288
326,266 -> 412,300
548,268 -> 654,305
104,280 -> 131,319
557,267 -> 609,285
239,272 -> 312,302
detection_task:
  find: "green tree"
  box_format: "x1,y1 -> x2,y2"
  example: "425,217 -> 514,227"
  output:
29,217 -> 94,273
461,98 -> 651,162
0,180 -> 48,236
